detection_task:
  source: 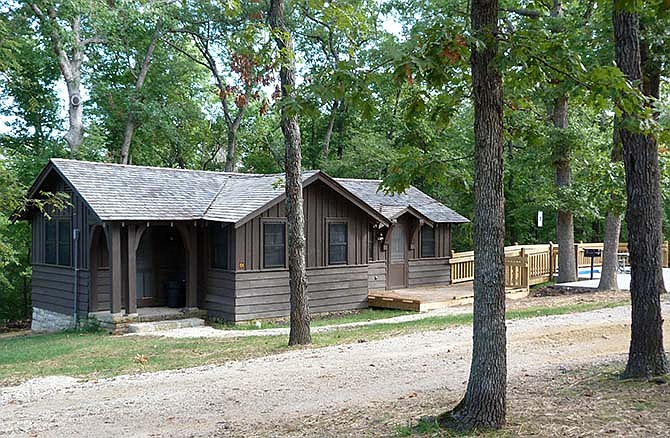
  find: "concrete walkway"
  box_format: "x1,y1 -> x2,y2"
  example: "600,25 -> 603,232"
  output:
125,304 -> 473,339
557,267 -> 670,291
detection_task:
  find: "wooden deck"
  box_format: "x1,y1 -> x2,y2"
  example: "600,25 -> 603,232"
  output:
368,283 -> 528,312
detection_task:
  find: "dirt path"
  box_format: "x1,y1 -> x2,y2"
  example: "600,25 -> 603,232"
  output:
1,302 -> 668,438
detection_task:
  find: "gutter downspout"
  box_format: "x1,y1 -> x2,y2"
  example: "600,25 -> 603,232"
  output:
73,228 -> 80,328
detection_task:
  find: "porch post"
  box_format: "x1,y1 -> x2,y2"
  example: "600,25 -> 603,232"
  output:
187,225 -> 198,308
110,223 -> 122,314
126,224 -> 137,315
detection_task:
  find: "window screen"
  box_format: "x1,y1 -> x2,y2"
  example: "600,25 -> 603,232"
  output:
211,225 -> 229,269
45,220 -> 58,265
263,222 -> 286,268
57,219 -> 71,266
420,225 -> 435,258
328,222 -> 348,265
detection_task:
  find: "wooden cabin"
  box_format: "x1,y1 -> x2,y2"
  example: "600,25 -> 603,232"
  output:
22,159 -> 469,331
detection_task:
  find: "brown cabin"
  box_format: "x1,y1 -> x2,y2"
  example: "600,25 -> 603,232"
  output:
22,159 -> 469,331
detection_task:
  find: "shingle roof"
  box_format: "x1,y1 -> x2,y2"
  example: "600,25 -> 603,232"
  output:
43,159 -> 467,225
335,178 -> 470,224
49,159 -> 318,223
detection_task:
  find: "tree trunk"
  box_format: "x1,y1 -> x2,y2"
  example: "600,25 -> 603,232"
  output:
613,5 -> 668,378
598,128 -> 624,292
269,0 -> 311,346
322,99 -> 338,157
120,20 -> 162,165
446,0 -> 506,430
597,211 -> 622,291
553,96 -> 577,283
224,128 -> 238,172
64,74 -> 84,154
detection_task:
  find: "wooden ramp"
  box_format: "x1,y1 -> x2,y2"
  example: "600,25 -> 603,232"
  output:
369,283 -> 527,312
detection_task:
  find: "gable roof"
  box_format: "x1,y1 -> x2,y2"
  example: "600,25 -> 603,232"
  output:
335,178 -> 470,224
31,159 -> 390,226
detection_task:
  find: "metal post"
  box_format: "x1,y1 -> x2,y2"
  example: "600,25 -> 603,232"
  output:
73,228 -> 80,328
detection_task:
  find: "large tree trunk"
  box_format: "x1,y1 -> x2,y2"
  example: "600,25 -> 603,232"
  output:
120,20 -> 162,165
446,0 -> 506,430
269,0 -> 311,346
598,211 -> 622,291
613,5 -> 668,378
553,96 -> 577,283
64,73 -> 84,154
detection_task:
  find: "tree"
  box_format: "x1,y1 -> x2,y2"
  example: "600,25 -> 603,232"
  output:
26,1 -> 107,154
119,17 -> 163,164
613,0 -> 668,378
169,1 -> 273,171
269,0 -> 311,346
445,0 -> 507,430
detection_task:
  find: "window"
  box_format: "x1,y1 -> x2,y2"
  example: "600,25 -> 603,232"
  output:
420,225 -> 435,258
45,218 -> 71,266
211,224 -> 229,269
263,222 -> 286,268
328,222 -> 348,265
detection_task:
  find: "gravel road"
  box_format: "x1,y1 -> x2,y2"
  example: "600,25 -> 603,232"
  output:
1,301 -> 668,438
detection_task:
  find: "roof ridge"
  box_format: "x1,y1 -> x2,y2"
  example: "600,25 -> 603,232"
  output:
50,158 -> 269,177
334,177 -> 383,183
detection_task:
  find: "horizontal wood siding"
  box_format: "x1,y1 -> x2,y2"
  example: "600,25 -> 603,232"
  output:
232,265 -> 368,321
32,264 -> 90,315
235,180 -> 370,271
407,257 -> 451,288
368,260 -> 386,291
205,268 -> 236,320
93,268 -> 111,311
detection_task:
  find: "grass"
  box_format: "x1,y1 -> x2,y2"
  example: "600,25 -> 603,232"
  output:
0,298 -> 629,386
210,308 -> 414,330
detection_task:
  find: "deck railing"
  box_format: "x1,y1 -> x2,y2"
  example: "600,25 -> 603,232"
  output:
448,241 -> 670,291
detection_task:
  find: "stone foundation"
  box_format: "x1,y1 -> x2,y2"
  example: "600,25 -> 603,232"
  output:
31,307 -> 75,332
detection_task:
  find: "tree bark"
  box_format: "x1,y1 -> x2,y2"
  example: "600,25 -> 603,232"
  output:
613,5 -> 668,378
322,99 -> 338,157
598,211 -> 622,291
598,130 -> 624,292
553,96 -> 577,283
445,0 -> 506,430
269,0 -> 311,346
550,0 -> 577,284
120,19 -> 162,165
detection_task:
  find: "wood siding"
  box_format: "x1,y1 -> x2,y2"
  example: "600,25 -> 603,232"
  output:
205,268 -> 236,320
234,180 -> 370,271
407,257 -> 451,288
368,260 -> 387,291
32,264 -> 89,315
204,265 -> 369,321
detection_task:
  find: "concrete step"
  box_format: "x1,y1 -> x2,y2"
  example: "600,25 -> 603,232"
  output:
127,318 -> 205,334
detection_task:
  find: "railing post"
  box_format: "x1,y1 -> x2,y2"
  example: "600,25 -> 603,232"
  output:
574,243 -> 580,271
548,241 -> 554,280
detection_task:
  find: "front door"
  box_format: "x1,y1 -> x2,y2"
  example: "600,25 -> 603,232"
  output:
388,223 -> 408,289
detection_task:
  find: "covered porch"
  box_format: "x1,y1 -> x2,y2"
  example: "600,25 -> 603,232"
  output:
88,221 -> 203,329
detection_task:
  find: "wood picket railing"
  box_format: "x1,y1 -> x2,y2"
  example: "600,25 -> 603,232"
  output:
448,241 -> 670,292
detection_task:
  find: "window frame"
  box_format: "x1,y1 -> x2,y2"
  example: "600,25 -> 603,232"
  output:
420,224 -> 436,258
262,219 -> 287,269
326,219 -> 349,266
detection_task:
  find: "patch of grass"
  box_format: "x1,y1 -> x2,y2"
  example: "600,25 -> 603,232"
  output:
210,308 -> 414,330
0,298 -> 629,386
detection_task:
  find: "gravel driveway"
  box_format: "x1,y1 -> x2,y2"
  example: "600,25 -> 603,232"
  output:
1,301 -> 668,438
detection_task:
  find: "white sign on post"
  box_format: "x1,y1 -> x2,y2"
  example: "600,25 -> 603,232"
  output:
537,211 -> 543,228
